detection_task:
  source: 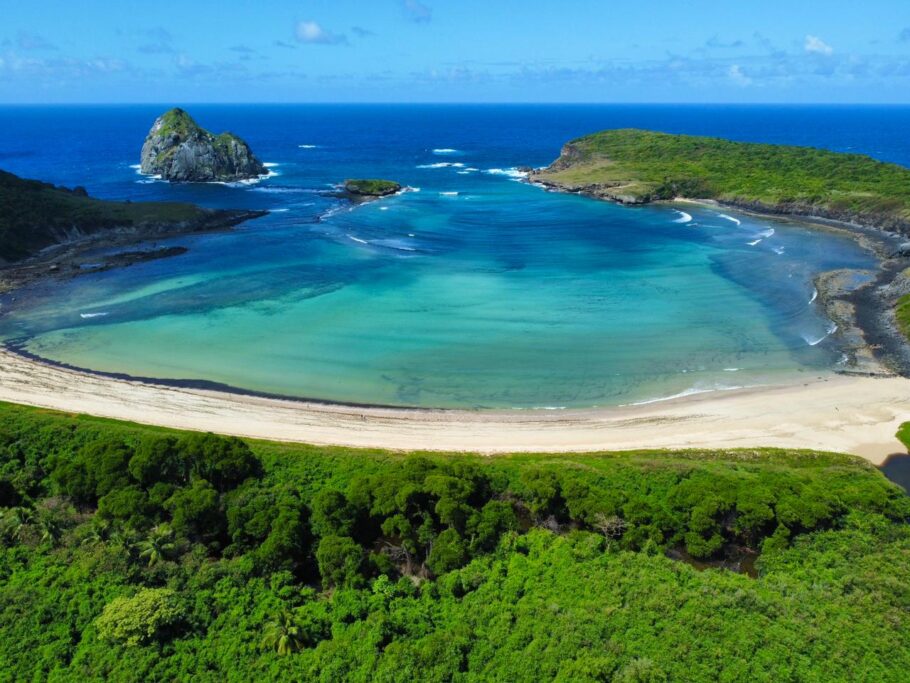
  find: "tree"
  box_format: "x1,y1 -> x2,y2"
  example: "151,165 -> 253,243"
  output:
310,489 -> 357,538
428,528 -> 467,574
316,535 -> 364,588
128,436 -> 188,487
135,524 -> 177,567
166,479 -> 224,544
260,611 -> 308,656
178,433 -> 260,492
96,588 -> 185,647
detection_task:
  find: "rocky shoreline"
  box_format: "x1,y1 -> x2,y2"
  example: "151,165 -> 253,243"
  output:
0,208 -> 266,295
527,174 -> 910,378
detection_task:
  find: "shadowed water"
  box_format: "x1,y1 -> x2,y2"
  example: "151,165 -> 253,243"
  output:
0,105 -> 892,408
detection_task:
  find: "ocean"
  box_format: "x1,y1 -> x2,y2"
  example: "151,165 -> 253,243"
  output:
1,104 -> 905,408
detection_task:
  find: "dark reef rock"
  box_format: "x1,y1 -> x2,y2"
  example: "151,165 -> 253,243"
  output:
342,179 -> 402,199
140,108 -> 266,183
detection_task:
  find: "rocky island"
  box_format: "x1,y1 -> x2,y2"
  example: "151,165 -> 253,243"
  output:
140,108 -> 267,183
0,168 -> 265,291
341,178 -> 402,200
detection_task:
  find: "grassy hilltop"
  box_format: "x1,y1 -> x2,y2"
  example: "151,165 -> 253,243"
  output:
1,402 -> 910,681
532,129 -> 910,231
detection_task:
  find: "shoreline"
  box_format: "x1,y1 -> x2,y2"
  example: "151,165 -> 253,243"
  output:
0,348 -> 908,463
527,176 -> 910,377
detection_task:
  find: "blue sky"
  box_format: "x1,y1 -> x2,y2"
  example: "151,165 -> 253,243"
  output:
2,0 -> 910,103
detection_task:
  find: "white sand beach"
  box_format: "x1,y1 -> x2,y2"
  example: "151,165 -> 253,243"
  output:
1,349 -> 908,463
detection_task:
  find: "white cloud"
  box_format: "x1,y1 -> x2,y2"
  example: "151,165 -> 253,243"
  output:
728,64 -> 752,86
805,35 -> 833,56
295,21 -> 346,45
403,0 -> 432,23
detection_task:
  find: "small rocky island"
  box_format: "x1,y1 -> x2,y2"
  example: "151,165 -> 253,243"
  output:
140,108 -> 266,182
342,179 -> 402,200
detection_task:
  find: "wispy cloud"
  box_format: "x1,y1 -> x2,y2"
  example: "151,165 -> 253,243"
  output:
273,40 -> 296,49
403,0 -> 432,24
16,31 -> 56,51
805,35 -> 833,56
727,64 -> 751,86
135,27 -> 174,55
295,21 -> 347,45
899,28 -> 910,43
706,35 -> 743,49
351,26 -> 376,38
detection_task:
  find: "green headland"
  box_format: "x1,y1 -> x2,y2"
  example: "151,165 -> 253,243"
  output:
531,128 -> 910,233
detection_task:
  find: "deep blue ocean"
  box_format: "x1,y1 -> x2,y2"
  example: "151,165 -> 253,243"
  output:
0,104 -> 906,408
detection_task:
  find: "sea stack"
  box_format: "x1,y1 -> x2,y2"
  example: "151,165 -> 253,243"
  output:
139,108 -> 267,182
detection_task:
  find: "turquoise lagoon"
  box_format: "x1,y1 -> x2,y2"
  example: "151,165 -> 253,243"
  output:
0,105 -> 882,408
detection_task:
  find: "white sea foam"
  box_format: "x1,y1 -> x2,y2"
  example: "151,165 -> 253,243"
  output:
417,162 -> 465,169
263,162 -> 279,168
757,228 -> 775,238
747,239 -> 762,246
80,312 -> 109,320
773,246 -> 785,255
440,191 -> 459,196
673,210 -> 693,224
129,164 -> 142,171
718,213 -> 742,225
379,206 -> 389,211
298,144 -> 318,149
484,167 -> 528,179
809,288 -> 818,304
272,208 -> 289,213
432,148 -> 459,154
456,171 -> 471,175
346,234 -> 369,245
628,383 -> 747,406
802,321 -> 837,346
723,368 -> 741,372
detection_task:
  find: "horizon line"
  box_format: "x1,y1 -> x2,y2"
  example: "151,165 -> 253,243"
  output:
3,101 -> 910,107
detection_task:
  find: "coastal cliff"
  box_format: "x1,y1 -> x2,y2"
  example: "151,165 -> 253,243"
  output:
140,108 -> 266,182
0,168 -> 265,291
529,129 -> 910,237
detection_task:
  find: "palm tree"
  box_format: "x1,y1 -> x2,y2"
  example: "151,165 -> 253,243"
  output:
81,518 -> 112,547
135,525 -> 177,568
261,611 -> 307,656
0,506 -> 34,543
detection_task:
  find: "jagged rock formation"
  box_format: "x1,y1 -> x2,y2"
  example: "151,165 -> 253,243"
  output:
140,108 -> 266,182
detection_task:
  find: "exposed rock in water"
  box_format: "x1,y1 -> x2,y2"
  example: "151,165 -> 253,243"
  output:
140,108 -> 267,182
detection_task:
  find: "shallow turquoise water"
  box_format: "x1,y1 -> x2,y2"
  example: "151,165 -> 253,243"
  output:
0,105 -> 880,408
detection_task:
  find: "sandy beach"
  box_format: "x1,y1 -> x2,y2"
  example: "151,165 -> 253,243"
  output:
0,349 -> 908,463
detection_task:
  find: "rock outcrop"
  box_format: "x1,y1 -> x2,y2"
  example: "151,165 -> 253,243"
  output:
140,108 -> 266,182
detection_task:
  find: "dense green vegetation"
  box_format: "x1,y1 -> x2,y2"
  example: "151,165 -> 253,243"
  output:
1,402 -> 909,680
343,179 -> 402,196
0,169 -> 206,262
536,129 -> 910,225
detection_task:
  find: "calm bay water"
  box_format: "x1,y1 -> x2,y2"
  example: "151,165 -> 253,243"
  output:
1,104 -> 903,408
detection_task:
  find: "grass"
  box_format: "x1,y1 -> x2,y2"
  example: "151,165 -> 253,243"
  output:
0,169 -> 208,262
537,128 -> 910,223
897,291 -> 910,342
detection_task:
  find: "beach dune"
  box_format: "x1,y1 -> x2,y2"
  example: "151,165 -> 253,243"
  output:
0,350 -> 907,463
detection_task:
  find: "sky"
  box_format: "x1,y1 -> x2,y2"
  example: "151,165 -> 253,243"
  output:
1,0 -> 910,103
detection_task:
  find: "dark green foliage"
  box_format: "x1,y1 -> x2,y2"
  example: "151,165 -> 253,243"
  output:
343,178 -> 402,196
0,168 -> 206,262
0,402 -> 909,680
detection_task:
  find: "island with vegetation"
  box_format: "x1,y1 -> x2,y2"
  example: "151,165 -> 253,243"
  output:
0,401 -> 909,680
530,128 -> 910,234
0,168 -> 265,292
342,178 -> 402,199
140,108 -> 267,183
